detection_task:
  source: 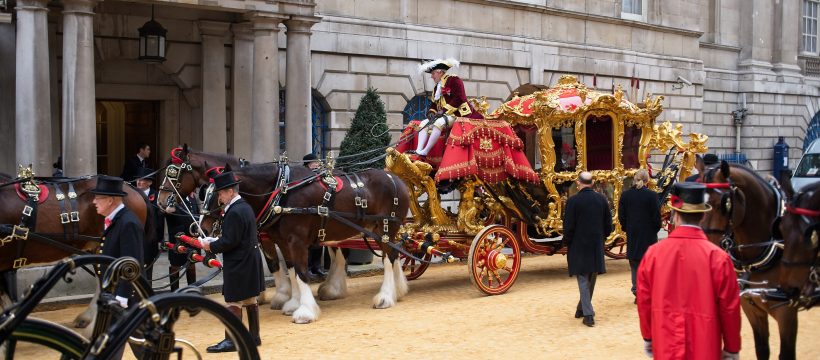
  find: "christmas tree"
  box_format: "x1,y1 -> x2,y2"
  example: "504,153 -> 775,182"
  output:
338,87 -> 391,171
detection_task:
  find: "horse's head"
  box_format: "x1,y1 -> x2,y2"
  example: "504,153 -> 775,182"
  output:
157,145 -> 210,213
197,163 -> 231,237
701,161 -> 748,247
779,178 -> 820,304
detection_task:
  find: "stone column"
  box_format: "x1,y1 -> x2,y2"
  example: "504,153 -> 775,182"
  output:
231,22 -> 254,159
738,0 -> 775,74
198,21 -> 230,154
284,16 -> 320,159
772,0 -> 803,81
61,0 -> 96,177
249,13 -> 286,163
15,0 -> 51,175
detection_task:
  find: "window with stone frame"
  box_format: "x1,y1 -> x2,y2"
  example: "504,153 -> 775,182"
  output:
803,0 -> 819,54
621,0 -> 648,22
402,94 -> 433,124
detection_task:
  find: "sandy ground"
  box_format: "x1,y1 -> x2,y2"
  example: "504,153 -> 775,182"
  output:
13,255 -> 820,359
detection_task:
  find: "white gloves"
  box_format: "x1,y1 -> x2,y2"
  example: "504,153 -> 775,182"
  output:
115,295 -> 129,308
643,340 -> 653,358
722,350 -> 739,360
200,236 -> 217,248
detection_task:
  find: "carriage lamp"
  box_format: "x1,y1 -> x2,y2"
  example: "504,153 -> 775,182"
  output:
138,5 -> 167,63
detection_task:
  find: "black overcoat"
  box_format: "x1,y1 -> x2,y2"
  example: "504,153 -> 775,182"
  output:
165,194 -> 199,267
120,155 -> 145,182
618,186 -> 661,261
564,187 -> 612,276
143,188 -> 164,265
101,207 -> 145,298
209,198 -> 265,302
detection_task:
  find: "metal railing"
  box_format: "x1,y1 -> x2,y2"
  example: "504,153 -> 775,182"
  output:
805,57 -> 820,77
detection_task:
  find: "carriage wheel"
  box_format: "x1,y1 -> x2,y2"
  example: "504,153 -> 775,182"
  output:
604,236 -> 627,259
467,225 -> 522,295
5,318 -> 89,359
400,251 -> 431,281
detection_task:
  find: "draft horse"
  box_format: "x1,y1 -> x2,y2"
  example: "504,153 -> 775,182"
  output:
0,174 -> 157,329
778,179 -> 820,309
157,146 -> 412,324
701,162 -> 797,360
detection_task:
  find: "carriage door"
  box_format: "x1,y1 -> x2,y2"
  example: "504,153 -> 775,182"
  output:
96,101 -> 160,175
585,115 -> 613,171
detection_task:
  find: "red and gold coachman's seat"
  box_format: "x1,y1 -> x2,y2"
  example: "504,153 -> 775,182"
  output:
435,118 -> 539,183
396,120 -> 447,168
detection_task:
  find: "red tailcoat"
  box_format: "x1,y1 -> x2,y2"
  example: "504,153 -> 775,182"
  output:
428,74 -> 483,119
637,226 -> 741,360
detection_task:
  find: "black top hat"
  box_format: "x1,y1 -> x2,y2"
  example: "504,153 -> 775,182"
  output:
90,176 -> 128,197
703,153 -> 719,166
668,182 -> 712,213
212,171 -> 241,192
135,167 -> 155,181
303,153 -> 318,162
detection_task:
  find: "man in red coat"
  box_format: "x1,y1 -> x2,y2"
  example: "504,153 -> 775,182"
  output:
412,58 -> 483,157
637,182 -> 741,359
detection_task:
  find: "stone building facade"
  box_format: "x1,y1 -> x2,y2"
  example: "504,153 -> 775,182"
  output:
1,0 -> 817,176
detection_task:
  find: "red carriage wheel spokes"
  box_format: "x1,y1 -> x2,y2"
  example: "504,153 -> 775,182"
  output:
400,251 -> 431,281
468,225 -> 522,295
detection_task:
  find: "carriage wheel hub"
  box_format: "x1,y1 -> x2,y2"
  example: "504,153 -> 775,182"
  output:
486,250 -> 507,271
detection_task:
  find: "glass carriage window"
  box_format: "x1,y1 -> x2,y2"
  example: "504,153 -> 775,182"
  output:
586,116 -> 614,171
278,89 -> 329,157
804,0 -> 819,54
622,125 -> 642,169
552,127 -> 577,172
402,94 -> 433,124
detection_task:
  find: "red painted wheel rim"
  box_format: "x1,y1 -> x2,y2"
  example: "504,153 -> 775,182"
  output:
469,225 -> 521,295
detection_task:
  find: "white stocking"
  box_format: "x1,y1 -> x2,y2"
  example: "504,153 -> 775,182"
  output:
417,127 -> 442,156
414,128 -> 429,153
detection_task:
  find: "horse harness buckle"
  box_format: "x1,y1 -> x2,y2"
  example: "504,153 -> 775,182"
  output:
318,228 -> 326,242
317,206 -> 329,217
22,205 -> 33,217
12,257 -> 27,269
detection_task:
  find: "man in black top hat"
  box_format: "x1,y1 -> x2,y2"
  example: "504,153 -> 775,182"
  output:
91,176 -> 145,308
202,169 -> 265,353
134,168 -> 164,282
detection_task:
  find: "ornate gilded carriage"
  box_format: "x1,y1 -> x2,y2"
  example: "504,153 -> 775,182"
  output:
386,75 -> 707,295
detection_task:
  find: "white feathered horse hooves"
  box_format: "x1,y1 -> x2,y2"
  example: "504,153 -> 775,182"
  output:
318,248 -> 348,301
373,256 -> 406,309
290,268 -> 321,324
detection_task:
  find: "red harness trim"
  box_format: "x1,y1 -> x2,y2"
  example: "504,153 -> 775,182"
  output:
256,188 -> 281,223
170,147 -> 184,165
704,182 -> 731,189
205,166 -> 225,183
786,205 -> 820,217
317,176 -> 344,192
15,184 -> 49,204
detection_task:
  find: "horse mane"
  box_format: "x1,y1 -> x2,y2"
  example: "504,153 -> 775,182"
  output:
704,162 -> 774,196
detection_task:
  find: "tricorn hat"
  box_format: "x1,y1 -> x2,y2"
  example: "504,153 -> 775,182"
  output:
90,176 -> 128,197
212,171 -> 241,192
668,182 -> 712,213
419,58 -> 460,73
303,153 -> 318,162
135,167 -> 155,181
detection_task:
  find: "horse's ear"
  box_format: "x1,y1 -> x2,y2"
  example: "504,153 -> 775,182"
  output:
779,169 -> 795,200
198,185 -> 208,201
203,160 -> 211,171
182,143 -> 189,152
720,160 -> 730,180
224,163 -> 233,172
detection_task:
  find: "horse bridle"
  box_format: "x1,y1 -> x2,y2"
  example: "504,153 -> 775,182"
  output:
780,189 -> 820,297
701,168 -> 783,274
159,148 -> 221,237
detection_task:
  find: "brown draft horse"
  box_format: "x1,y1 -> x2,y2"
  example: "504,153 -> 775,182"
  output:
778,179 -> 820,309
0,175 -> 156,328
701,162 -> 797,360
157,146 -> 412,324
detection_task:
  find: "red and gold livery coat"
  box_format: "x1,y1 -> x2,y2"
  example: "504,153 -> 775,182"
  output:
429,74 -> 484,120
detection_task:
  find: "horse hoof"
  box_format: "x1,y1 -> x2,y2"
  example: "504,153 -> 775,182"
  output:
372,295 -> 396,309
292,305 -> 319,324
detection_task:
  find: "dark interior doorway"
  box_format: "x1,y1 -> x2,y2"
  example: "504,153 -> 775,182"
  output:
586,115 -> 613,171
96,101 -> 160,176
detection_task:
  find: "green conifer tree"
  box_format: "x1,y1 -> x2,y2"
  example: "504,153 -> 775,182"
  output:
338,87 -> 391,171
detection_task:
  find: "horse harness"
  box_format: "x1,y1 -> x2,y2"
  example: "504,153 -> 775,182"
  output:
1,176 -> 100,270
702,171 -> 783,274
780,188 -> 820,300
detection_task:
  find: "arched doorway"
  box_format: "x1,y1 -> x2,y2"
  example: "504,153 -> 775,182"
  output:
402,94 -> 432,124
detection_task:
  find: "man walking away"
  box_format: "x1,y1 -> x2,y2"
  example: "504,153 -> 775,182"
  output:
618,169 -> 661,303
564,171 -> 612,327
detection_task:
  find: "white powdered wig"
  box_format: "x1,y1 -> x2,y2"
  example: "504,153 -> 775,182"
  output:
418,58 -> 460,74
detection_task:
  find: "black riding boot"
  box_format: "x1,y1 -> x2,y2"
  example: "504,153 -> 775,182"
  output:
308,245 -> 327,279
206,306 -> 241,353
246,304 -> 261,346
185,264 -> 197,286
169,266 -> 180,292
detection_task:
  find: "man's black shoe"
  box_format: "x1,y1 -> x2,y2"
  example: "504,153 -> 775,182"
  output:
308,268 -> 327,281
583,316 -> 595,327
574,309 -> 583,318
206,338 -> 237,353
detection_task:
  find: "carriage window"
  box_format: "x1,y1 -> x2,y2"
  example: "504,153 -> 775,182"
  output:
586,115 -> 613,171
622,124 -> 642,169
552,127 -> 577,172
403,94 -> 433,124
